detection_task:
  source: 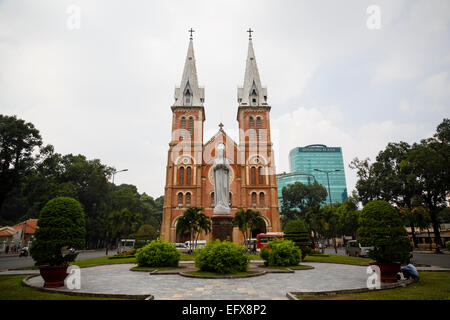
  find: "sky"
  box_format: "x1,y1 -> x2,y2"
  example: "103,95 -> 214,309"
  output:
1,0 -> 449,198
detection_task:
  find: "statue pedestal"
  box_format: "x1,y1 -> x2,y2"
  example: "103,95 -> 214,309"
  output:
211,215 -> 233,242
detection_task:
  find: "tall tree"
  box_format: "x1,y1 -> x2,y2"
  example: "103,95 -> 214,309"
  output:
176,207 -> 211,252
0,115 -> 42,213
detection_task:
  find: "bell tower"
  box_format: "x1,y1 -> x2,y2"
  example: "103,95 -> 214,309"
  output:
237,29 -> 281,233
161,30 -> 205,242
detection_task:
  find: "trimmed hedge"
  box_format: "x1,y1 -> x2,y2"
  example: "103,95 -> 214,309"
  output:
136,240 -> 181,267
195,240 -> 249,274
260,239 -> 302,267
283,219 -> 311,255
357,200 -> 412,264
30,197 -> 86,266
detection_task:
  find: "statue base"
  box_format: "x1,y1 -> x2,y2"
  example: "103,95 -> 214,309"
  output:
211,215 -> 233,242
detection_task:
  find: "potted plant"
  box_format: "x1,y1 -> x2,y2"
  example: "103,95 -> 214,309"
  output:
283,219 -> 311,261
30,197 -> 86,287
357,200 -> 412,283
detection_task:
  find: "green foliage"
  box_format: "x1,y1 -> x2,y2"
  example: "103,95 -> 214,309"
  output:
280,181 -> 327,223
30,197 -> 86,266
176,207 -> 211,251
135,240 -> 181,267
232,208 -> 265,251
195,240 -> 249,274
260,239 -> 302,267
283,219 -> 311,254
108,208 -> 141,240
357,200 -> 412,264
446,241 -> 450,251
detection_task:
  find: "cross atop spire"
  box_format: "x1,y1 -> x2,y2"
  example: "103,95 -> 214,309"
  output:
218,122 -> 224,131
247,28 -> 253,40
188,28 -> 195,40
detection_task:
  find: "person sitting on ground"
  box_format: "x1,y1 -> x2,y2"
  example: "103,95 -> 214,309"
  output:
401,263 -> 419,280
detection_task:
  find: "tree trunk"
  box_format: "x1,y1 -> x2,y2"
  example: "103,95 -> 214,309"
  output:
430,209 -> 443,251
410,223 -> 418,248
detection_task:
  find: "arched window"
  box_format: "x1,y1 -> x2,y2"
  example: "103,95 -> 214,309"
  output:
185,192 -> 191,206
258,166 -> 263,185
251,166 -> 256,185
251,192 -> 257,207
179,167 -> 184,185
180,117 -> 186,140
256,117 -> 262,140
259,192 -> 265,207
186,167 -> 191,185
249,117 -> 255,140
188,117 -> 194,140
178,193 -> 183,206
211,192 -> 215,206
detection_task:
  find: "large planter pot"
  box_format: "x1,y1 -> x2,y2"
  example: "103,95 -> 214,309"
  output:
369,261 -> 401,283
39,265 -> 69,287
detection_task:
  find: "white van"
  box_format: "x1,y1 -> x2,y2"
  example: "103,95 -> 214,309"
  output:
184,240 -> 207,250
345,240 -> 373,257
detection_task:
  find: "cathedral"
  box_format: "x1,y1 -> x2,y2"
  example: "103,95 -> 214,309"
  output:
160,30 -> 281,245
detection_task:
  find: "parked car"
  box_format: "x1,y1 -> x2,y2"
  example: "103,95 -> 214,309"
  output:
345,240 -> 373,257
175,243 -> 190,254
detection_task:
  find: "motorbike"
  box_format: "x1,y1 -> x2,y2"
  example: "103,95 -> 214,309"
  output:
19,247 -> 29,257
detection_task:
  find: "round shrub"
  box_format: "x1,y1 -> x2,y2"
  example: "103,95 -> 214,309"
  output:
283,219 -> 311,255
260,239 -> 302,267
195,240 -> 249,274
357,200 -> 412,264
136,240 -> 181,267
30,197 -> 86,266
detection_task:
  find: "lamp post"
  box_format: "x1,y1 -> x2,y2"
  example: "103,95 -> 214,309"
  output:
313,169 -> 341,205
107,169 -> 128,254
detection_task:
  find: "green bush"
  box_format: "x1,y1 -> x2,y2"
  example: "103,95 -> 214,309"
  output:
30,197 -> 86,266
283,219 -> 311,255
195,240 -> 249,274
260,239 -> 302,267
446,241 -> 450,251
357,200 -> 412,264
135,240 -> 181,267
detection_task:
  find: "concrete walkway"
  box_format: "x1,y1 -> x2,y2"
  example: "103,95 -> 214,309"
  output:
25,263 -> 372,300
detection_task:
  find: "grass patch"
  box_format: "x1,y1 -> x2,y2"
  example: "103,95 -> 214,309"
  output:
131,266 -> 182,271
289,265 -> 314,270
72,256 -> 136,268
296,272 -> 450,300
303,254 -> 371,266
260,264 -> 313,271
0,275 -> 116,300
184,271 -> 253,277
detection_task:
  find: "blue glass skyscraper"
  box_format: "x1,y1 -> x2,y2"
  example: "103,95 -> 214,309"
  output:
289,144 -> 348,204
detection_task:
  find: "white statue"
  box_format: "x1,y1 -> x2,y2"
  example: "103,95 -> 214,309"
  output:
213,143 -> 230,214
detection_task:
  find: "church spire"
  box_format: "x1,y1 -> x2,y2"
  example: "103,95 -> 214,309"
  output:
237,29 -> 268,107
174,29 -> 204,107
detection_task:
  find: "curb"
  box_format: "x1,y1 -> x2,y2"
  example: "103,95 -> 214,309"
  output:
286,277 -> 417,300
179,270 -> 267,279
22,274 -> 154,300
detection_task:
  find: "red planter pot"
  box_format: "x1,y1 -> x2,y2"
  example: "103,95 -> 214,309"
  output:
369,261 -> 401,283
39,265 -> 69,287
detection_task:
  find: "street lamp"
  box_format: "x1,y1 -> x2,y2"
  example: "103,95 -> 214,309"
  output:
107,169 -> 128,254
313,169 -> 341,205
112,169 -> 128,185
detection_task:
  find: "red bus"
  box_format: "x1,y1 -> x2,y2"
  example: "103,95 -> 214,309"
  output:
256,232 -> 284,249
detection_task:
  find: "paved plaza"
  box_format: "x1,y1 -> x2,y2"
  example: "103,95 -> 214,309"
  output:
26,263 -> 371,300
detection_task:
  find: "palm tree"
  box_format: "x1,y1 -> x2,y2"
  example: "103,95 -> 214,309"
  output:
176,207 -> 211,252
233,208 -> 265,252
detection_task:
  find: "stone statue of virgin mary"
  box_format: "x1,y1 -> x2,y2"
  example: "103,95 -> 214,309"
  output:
213,143 -> 230,215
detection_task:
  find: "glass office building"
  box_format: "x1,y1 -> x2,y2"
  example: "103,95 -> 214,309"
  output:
289,144 -> 348,204
276,172 -> 316,208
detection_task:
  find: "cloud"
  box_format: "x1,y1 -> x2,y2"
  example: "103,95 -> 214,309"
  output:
417,71 -> 450,112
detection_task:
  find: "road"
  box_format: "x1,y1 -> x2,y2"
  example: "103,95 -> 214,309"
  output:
323,247 -> 450,268
0,249 -> 113,271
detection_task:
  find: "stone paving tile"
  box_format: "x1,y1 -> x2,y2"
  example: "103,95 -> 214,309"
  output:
26,263 -> 370,300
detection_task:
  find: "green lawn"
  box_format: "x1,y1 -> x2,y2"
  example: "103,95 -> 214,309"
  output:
72,256 -> 136,268
184,271 -> 254,277
0,275 -> 115,300
297,272 -> 450,300
130,266 -> 182,271
303,254 -> 372,266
